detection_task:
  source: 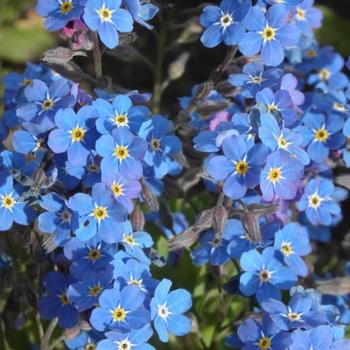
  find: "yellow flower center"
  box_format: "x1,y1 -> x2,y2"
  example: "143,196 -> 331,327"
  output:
220,14 -> 233,28
42,98 -> 54,110
277,135 -> 289,149
151,138 -> 161,151
261,26 -> 276,41
305,50 -> 317,58
296,7 -> 306,20
111,182 -> 124,197
267,167 -> 282,184
59,292 -> 69,305
60,1 -> 73,14
119,340 -> 131,350
235,160 -> 249,175
308,193 -> 322,209
267,102 -> 279,112
114,146 -> 129,160
112,307 -> 126,321
314,128 -> 329,142
250,75 -> 263,84
93,206 -> 108,221
114,114 -> 129,127
318,68 -> 330,81
98,7 -> 113,22
70,127 -> 85,142
287,312 -> 301,321
85,344 -> 96,350
259,269 -> 272,283
89,284 -> 102,297
129,278 -> 142,288
23,79 -> 32,87
123,234 -> 136,246
88,248 -> 101,261
281,242 -> 293,256
258,337 -> 271,350
333,102 -> 346,112
87,164 -> 99,173
1,195 -> 15,210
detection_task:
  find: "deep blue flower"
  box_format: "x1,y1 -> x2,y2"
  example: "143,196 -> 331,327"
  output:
90,284 -> 149,331
273,223 -> 311,277
64,237 -> 116,278
0,173 -> 35,231
239,247 -> 297,303
36,0 -> 84,31
260,151 -> 304,202
256,88 -> 296,126
97,324 -> 155,350
38,271 -> 78,328
200,0 -> 251,48
48,106 -> 97,166
150,279 -> 192,343
68,183 -> 127,243
101,171 -> 141,213
207,135 -> 268,199
297,177 -> 341,226
83,0 -> 134,49
259,112 -> 310,165
94,94 -> 149,135
228,61 -> 283,98
38,192 -> 79,246
68,266 -> 113,311
96,127 -> 147,180
261,292 -> 317,331
139,115 -> 182,179
236,313 -> 292,350
297,112 -> 345,163
16,79 -> 75,134
0,150 -> 38,179
240,5 -> 301,66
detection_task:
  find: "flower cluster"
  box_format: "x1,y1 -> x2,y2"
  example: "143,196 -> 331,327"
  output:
1,0 -> 350,349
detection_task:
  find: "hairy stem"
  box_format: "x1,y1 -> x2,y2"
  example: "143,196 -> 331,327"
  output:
92,32 -> 103,80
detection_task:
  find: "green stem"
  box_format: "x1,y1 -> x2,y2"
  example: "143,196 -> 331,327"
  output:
92,32 -> 103,80
152,26 -> 167,114
41,318 -> 58,350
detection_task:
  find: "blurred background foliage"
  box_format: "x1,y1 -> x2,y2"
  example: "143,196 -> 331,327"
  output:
0,0 -> 350,349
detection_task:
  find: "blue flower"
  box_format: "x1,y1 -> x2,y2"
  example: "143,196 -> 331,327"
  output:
139,115 -> 182,179
261,292 -> 316,331
83,0 -> 134,49
0,173 -> 35,231
38,271 -> 78,328
207,135 -> 268,199
38,192 -> 79,246
68,183 -> 127,242
97,324 -> 155,350
65,330 -> 103,350
260,151 -> 304,202
48,106 -> 97,166
0,150 -> 38,179
273,223 -> 311,277
12,130 -> 44,154
200,0 -> 251,48
256,88 -> 296,126
124,0 -> 159,29
291,325 -> 336,350
150,279 -> 192,343
342,115 -> 350,167
96,127 -> 147,180
240,5 -> 301,66
297,112 -> 345,163
90,284 -> 149,331
16,79 -> 75,134
239,247 -> 297,303
94,95 -> 149,135
68,267 -> 113,311
259,113 -> 310,165
102,168 -> 141,214
36,0 -> 84,31
293,0 -> 323,38
64,237 -> 116,278
297,177 -> 341,226
236,313 -> 292,350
